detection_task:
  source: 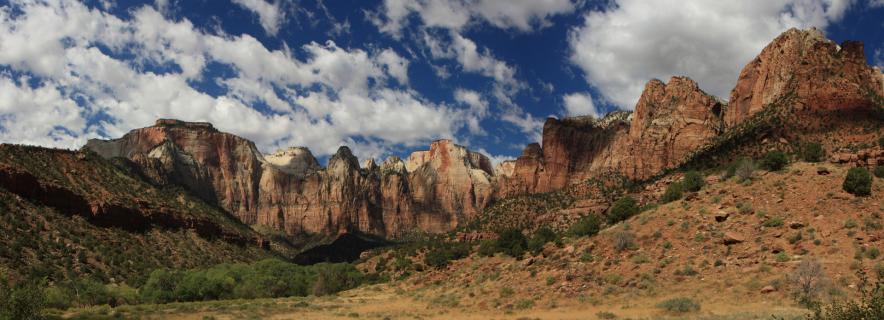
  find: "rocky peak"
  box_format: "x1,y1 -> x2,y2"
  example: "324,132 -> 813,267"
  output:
380,156 -> 407,174
263,147 -> 320,178
154,119 -> 218,132
624,76 -> 723,179
725,27 -> 884,126
406,139 -> 493,176
328,146 -> 360,174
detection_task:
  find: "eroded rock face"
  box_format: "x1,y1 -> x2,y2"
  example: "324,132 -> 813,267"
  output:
499,76 -> 722,195
86,119 -> 265,224
725,28 -> 884,126
87,123 -> 494,238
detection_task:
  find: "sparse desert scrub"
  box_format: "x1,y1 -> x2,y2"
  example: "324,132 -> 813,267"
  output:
657,297 -> 700,313
843,167 -> 872,196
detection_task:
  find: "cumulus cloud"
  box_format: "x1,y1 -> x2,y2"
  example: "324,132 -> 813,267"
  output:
232,0 -> 285,36
370,0 -> 577,35
0,0 -> 471,161
569,0 -> 855,109
369,0 -> 576,142
562,92 -> 598,117
376,49 -> 410,85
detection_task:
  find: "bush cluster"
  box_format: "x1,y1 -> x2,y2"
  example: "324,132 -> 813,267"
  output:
801,142 -> 825,163
1,279 -> 45,320
875,166 -> 884,179
478,229 -> 528,258
761,150 -> 789,171
660,182 -> 684,204
607,196 -> 640,224
843,167 -> 872,197
527,226 -> 558,253
682,171 -> 705,192
139,259 -> 363,304
657,297 -> 701,313
424,242 -> 470,269
568,214 -> 601,238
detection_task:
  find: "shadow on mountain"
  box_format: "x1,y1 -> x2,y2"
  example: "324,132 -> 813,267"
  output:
293,233 -> 389,265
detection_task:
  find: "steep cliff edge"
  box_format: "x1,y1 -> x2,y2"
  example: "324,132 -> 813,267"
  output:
498,76 -> 722,195
500,28 -> 882,196
86,124 -> 494,238
725,28 -> 884,127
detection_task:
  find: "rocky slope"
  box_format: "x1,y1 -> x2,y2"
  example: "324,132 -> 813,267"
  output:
0,144 -> 282,284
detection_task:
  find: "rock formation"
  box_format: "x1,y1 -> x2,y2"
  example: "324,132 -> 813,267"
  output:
82,28 -> 883,239
498,76 -> 723,195
725,27 -> 884,126
87,123 -> 494,238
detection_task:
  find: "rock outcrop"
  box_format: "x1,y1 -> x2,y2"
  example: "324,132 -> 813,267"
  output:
498,76 -> 723,195
725,28 -> 884,126
87,122 -> 494,238
86,119 -> 265,224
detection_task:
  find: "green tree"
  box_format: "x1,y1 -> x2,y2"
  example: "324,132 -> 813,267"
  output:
496,229 -> 527,258
0,280 -> 45,320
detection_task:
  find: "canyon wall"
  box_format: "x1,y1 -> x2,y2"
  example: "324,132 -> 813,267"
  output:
85,28 -> 883,238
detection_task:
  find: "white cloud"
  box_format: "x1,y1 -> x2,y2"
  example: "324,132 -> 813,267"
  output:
562,92 -> 598,117
871,0 -> 884,7
454,88 -> 489,134
376,49 -> 410,85
371,0 -> 577,35
0,0 -> 470,160
569,0 -> 855,109
232,0 -> 285,36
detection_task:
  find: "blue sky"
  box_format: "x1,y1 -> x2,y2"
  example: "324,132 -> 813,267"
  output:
0,0 -> 882,165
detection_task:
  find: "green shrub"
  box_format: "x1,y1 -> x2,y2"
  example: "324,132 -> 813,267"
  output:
0,280 -> 46,320
843,167 -> 872,197
527,226 -> 557,253
682,171 -> 705,192
477,240 -> 498,257
764,217 -> 785,228
874,166 -> 884,179
761,150 -> 789,171
660,182 -> 684,204
801,142 -> 826,163
424,243 -> 470,269
139,259 -> 364,304
657,297 -> 701,313
496,229 -> 527,258
568,214 -> 601,237
607,196 -> 640,224
880,136 -> 884,148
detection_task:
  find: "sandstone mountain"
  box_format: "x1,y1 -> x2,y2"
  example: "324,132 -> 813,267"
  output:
87,126 -> 495,238
77,28 -> 884,242
498,27 -> 883,197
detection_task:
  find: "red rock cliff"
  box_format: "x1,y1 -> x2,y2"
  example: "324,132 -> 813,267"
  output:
725,28 -> 884,126
87,123 -> 493,238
